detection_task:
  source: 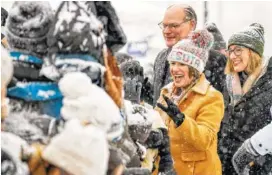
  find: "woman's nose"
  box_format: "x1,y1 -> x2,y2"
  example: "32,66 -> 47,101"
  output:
171,64 -> 180,72
229,51 -> 237,60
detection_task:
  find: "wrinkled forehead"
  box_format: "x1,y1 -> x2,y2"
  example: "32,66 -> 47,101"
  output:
163,5 -> 186,22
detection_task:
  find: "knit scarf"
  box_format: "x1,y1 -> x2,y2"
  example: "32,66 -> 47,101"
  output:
226,57 -> 270,106
170,78 -> 198,104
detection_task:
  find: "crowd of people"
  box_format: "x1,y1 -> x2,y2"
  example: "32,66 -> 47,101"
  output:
1,2 -> 272,175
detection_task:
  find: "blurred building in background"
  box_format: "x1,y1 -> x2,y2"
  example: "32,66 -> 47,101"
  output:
1,1 -> 272,60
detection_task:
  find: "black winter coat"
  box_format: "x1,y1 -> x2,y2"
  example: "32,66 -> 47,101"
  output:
151,48 -> 227,107
219,57 -> 272,175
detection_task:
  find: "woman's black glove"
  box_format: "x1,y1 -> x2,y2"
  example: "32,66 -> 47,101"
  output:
157,95 -> 185,127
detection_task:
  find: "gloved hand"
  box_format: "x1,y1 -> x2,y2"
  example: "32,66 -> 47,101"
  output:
124,78 -> 142,104
232,139 -> 260,175
145,129 -> 163,149
157,95 -> 185,127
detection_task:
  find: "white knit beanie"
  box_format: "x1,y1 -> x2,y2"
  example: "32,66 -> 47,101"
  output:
59,72 -> 124,141
168,29 -> 214,73
42,119 -> 109,175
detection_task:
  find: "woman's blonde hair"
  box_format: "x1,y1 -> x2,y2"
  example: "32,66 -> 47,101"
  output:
225,49 -> 262,74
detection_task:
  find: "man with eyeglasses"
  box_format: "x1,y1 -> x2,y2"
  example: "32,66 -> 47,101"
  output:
147,4 -> 227,107
149,4 -> 197,108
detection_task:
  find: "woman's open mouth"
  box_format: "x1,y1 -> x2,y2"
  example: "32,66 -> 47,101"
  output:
174,75 -> 184,82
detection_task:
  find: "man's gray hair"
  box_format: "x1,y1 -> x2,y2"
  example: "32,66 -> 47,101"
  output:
183,5 -> 197,27
167,4 -> 198,29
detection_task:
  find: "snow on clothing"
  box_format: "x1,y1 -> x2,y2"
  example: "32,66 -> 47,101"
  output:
1,132 -> 30,175
58,72 -> 136,172
5,2 -> 61,118
5,1 -> 54,58
124,100 -> 168,172
43,2 -> 135,174
91,1 -> 127,54
7,52 -> 63,119
152,48 -> 172,107
120,60 -> 144,104
59,72 -> 124,142
43,1 -> 124,108
45,1 -> 106,65
204,50 -> 227,94
228,23 -> 265,57
45,1 -> 126,66
120,57 -> 173,173
155,74 -> 224,175
42,119 -> 109,175
231,120 -> 272,175
205,22 -> 226,51
3,111 -> 59,145
153,49 -> 227,107
219,57 -> 272,175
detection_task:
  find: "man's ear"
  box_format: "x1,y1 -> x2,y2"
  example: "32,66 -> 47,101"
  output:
190,20 -> 197,30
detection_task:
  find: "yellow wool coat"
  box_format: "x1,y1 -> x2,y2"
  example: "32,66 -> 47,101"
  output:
155,74 -> 224,175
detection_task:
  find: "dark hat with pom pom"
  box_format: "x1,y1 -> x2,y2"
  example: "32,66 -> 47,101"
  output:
168,29 -> 214,73
205,22 -> 226,50
228,23 -> 265,57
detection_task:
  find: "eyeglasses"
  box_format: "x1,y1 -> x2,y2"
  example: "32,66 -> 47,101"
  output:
227,46 -> 246,57
158,20 -> 190,30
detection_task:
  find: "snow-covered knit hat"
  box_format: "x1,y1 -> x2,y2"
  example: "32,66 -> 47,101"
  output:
125,101 -> 153,143
115,52 -> 133,65
6,1 -> 54,58
42,119 -> 109,175
205,22 -> 226,50
47,1 -> 106,63
120,60 -> 143,80
168,29 -> 214,73
228,23 -> 265,57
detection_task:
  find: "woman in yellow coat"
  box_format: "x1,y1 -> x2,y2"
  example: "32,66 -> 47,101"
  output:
156,29 -> 224,175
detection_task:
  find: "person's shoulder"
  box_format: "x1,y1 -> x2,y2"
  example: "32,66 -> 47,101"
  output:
206,84 -> 224,102
156,48 -> 170,59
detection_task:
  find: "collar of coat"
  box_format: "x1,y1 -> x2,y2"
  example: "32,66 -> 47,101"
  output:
161,73 -> 210,96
